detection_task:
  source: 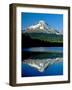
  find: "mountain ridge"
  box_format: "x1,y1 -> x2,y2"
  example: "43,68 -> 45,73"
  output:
22,20 -> 62,35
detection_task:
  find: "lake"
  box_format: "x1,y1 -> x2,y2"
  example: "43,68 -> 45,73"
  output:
22,47 -> 63,77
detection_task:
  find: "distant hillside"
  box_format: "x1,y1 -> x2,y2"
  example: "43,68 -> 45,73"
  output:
23,32 -> 63,42
22,32 -> 63,47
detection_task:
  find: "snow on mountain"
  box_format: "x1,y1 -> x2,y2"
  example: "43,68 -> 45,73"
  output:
25,20 -> 62,35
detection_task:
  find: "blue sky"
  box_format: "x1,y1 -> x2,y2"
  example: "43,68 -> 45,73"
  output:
21,12 -> 63,32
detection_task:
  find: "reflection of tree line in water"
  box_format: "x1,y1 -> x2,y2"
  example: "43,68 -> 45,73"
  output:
22,33 -> 63,47
22,51 -> 63,61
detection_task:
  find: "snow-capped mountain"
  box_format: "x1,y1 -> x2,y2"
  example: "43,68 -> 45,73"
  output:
24,20 -> 62,35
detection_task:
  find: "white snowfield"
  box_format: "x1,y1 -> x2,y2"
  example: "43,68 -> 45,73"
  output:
23,58 -> 63,72
28,20 -> 48,30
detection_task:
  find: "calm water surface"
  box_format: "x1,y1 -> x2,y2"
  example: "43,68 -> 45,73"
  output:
22,47 -> 63,52
22,47 -> 63,77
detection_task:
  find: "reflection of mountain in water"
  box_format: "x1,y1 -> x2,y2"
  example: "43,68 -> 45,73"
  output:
23,58 -> 63,72
22,47 -> 63,73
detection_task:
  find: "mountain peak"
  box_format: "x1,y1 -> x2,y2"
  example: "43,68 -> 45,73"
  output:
24,20 -> 62,35
39,20 -> 46,25
27,20 -> 47,30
